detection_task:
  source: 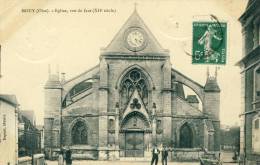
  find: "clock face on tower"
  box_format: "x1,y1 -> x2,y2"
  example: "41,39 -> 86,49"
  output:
124,28 -> 147,52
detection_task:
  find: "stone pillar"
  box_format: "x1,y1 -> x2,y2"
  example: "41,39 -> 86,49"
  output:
243,23 -> 254,55
162,59 -> 172,145
44,71 -> 62,159
152,103 -> 157,144
240,65 -> 246,158
171,82 -> 178,115
253,16 -> 260,49
114,103 -> 120,159
98,58 -> 109,160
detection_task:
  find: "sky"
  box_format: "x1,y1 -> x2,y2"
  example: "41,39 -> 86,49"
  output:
0,0 -> 247,126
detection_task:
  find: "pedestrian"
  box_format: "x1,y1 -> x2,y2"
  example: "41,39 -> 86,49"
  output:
161,145 -> 168,165
151,144 -> 160,165
65,147 -> 72,165
58,150 -> 64,165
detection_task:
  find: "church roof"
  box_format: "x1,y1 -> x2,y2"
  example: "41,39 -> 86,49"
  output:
101,9 -> 169,56
239,0 -> 259,23
204,77 -> 220,92
186,95 -> 199,103
246,0 -> 256,9
0,94 -> 18,107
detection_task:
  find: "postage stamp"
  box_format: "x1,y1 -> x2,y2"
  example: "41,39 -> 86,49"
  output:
192,21 -> 227,64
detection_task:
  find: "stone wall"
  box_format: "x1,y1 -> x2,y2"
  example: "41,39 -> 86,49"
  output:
18,156 -> 31,165
62,116 -> 99,146
172,118 -> 205,148
18,154 -> 45,165
171,148 -> 204,161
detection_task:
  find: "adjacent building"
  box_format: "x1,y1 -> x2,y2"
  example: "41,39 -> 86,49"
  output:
0,94 -> 19,165
238,0 -> 260,164
18,111 -> 41,157
20,110 -> 36,126
44,9 -> 221,160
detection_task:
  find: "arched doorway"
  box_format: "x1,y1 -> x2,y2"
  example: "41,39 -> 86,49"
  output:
179,123 -> 193,148
71,120 -> 88,145
120,112 -> 151,157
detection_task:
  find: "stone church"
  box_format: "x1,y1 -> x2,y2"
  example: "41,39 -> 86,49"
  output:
44,9 -> 220,161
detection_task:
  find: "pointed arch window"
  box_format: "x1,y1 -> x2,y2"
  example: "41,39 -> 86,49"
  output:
71,121 -> 88,145
179,123 -> 193,148
120,69 -> 149,109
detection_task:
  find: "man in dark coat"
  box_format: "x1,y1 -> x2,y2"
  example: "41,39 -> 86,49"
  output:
65,147 -> 72,165
161,145 -> 169,165
151,144 -> 160,165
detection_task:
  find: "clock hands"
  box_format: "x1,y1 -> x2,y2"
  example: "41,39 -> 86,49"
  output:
125,29 -> 146,51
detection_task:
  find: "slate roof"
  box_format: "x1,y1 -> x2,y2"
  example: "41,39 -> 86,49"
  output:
186,95 -> 199,103
0,94 -> 18,107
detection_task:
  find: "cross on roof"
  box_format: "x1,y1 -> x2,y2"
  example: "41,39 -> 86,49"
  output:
134,2 -> 138,11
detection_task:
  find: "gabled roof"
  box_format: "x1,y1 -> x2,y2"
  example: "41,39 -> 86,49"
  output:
20,110 -> 36,125
101,9 -> 169,56
0,94 -> 18,107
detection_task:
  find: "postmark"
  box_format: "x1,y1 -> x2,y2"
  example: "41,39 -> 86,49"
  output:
192,21 -> 227,64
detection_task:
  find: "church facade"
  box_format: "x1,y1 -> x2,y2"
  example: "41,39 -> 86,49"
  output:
44,10 -> 220,161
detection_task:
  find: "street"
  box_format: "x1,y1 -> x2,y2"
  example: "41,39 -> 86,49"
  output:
45,160 -> 238,165
46,160 -> 200,165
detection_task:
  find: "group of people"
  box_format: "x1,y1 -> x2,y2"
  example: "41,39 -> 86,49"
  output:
57,145 -> 172,165
151,145 -> 172,165
58,147 -> 72,165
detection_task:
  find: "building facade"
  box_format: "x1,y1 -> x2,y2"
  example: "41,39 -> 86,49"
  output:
0,94 -> 19,165
238,0 -> 260,164
44,10 -> 221,160
18,112 -> 41,157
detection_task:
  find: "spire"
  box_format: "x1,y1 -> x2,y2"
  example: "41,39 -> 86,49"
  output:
45,64 -> 62,89
134,2 -> 138,12
215,67 -> 218,80
206,67 -> 209,79
61,72 -> 66,83
56,64 -> 60,79
48,64 -> 51,77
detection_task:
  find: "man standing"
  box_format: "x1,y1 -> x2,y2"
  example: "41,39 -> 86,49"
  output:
58,150 -> 64,165
151,144 -> 160,165
65,147 -> 72,165
161,145 -> 168,165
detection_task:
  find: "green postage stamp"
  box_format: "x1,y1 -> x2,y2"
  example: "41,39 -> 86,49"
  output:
192,22 -> 227,64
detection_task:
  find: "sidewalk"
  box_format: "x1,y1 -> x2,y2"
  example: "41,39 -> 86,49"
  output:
46,160 -> 200,165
